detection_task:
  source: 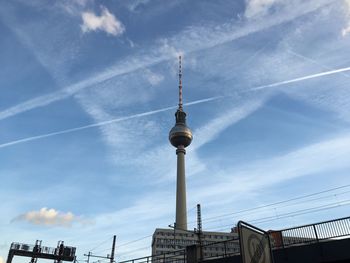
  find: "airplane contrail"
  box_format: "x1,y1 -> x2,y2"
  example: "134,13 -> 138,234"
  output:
0,0 -> 333,122
1,64 -> 350,149
286,49 -> 350,78
251,66 -> 350,91
0,96 -> 223,149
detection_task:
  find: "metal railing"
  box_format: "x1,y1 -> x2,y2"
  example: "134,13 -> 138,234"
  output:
119,216 -> 350,263
269,216 -> 350,248
119,248 -> 186,263
198,238 -> 240,261
118,238 -> 240,263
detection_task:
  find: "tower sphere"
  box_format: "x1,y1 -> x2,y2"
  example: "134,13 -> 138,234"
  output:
169,110 -> 193,148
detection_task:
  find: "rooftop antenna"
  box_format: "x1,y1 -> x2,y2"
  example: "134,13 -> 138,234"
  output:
178,55 -> 183,110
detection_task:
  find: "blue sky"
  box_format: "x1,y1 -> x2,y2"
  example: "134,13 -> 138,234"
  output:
1,0 -> 350,262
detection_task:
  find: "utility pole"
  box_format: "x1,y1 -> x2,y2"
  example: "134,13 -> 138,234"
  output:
110,235 -> 116,263
197,204 -> 203,261
84,236 -> 117,263
168,223 -> 177,249
85,252 -> 91,263
84,252 -> 108,262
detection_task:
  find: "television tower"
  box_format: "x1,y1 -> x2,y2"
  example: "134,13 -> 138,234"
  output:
169,56 -> 193,230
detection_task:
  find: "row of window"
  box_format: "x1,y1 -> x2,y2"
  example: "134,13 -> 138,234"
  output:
155,238 -> 195,245
156,232 -> 234,240
156,232 -> 195,238
154,244 -> 239,252
154,238 -> 238,247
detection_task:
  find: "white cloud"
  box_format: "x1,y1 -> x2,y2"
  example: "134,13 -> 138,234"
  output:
244,0 -> 281,18
342,0 -> 350,36
143,69 -> 164,85
193,98 -> 266,150
79,132 -> 350,252
11,208 -> 85,227
193,133 -> 350,206
60,0 -> 90,15
127,0 -> 150,12
0,256 -> 4,263
0,0 -> 332,122
81,6 -> 125,36
342,26 -> 350,36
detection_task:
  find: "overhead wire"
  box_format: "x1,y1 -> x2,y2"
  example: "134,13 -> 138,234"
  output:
250,199 -> 350,225
187,183 -> 350,225
87,184 -> 350,260
118,234 -> 153,248
202,189 -> 350,225
88,236 -> 113,253
206,198 -> 350,231
117,245 -> 150,257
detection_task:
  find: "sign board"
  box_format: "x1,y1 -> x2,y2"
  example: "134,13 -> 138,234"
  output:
238,221 -> 273,263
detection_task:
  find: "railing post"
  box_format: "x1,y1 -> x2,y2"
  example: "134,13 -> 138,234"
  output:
313,224 -> 319,242
224,242 -> 227,257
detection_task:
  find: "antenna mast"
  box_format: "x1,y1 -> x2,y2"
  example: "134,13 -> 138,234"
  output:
197,204 -> 203,261
178,55 -> 183,110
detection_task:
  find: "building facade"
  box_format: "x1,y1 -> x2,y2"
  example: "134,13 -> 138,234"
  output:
152,228 -> 240,259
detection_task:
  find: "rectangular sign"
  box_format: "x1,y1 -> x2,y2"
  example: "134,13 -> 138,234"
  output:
238,221 -> 273,263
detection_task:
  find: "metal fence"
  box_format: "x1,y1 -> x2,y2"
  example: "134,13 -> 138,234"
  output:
120,216 -> 350,263
198,238 -> 240,261
269,216 -> 350,248
119,248 -> 186,263
119,238 -> 241,263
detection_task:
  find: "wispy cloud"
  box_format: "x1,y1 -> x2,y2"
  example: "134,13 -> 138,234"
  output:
0,0 -> 333,122
143,69 -> 164,86
2,57 -> 349,149
11,208 -> 91,227
81,6 -> 125,36
127,0 -> 151,12
193,97 -> 266,150
78,132 -> 350,256
342,0 -> 350,36
0,96 -> 221,149
59,0 -> 91,16
244,0 -> 281,18
133,95 -> 266,184
188,133 -> 350,219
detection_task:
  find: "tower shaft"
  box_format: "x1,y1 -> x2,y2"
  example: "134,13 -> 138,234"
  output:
176,146 -> 187,230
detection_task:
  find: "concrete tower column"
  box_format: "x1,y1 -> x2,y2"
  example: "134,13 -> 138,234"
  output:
176,145 -> 187,230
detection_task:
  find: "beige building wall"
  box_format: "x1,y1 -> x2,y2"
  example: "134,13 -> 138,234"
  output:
152,228 -> 240,259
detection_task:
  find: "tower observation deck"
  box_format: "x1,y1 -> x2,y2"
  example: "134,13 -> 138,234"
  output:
169,56 -> 193,230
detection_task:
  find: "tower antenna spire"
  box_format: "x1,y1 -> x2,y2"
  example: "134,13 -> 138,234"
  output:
178,55 -> 183,110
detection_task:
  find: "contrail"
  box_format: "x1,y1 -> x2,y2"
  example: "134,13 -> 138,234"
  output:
287,49 -> 350,79
251,66 -> 350,91
0,0 -> 333,122
0,96 -> 223,149
2,63 -> 350,149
